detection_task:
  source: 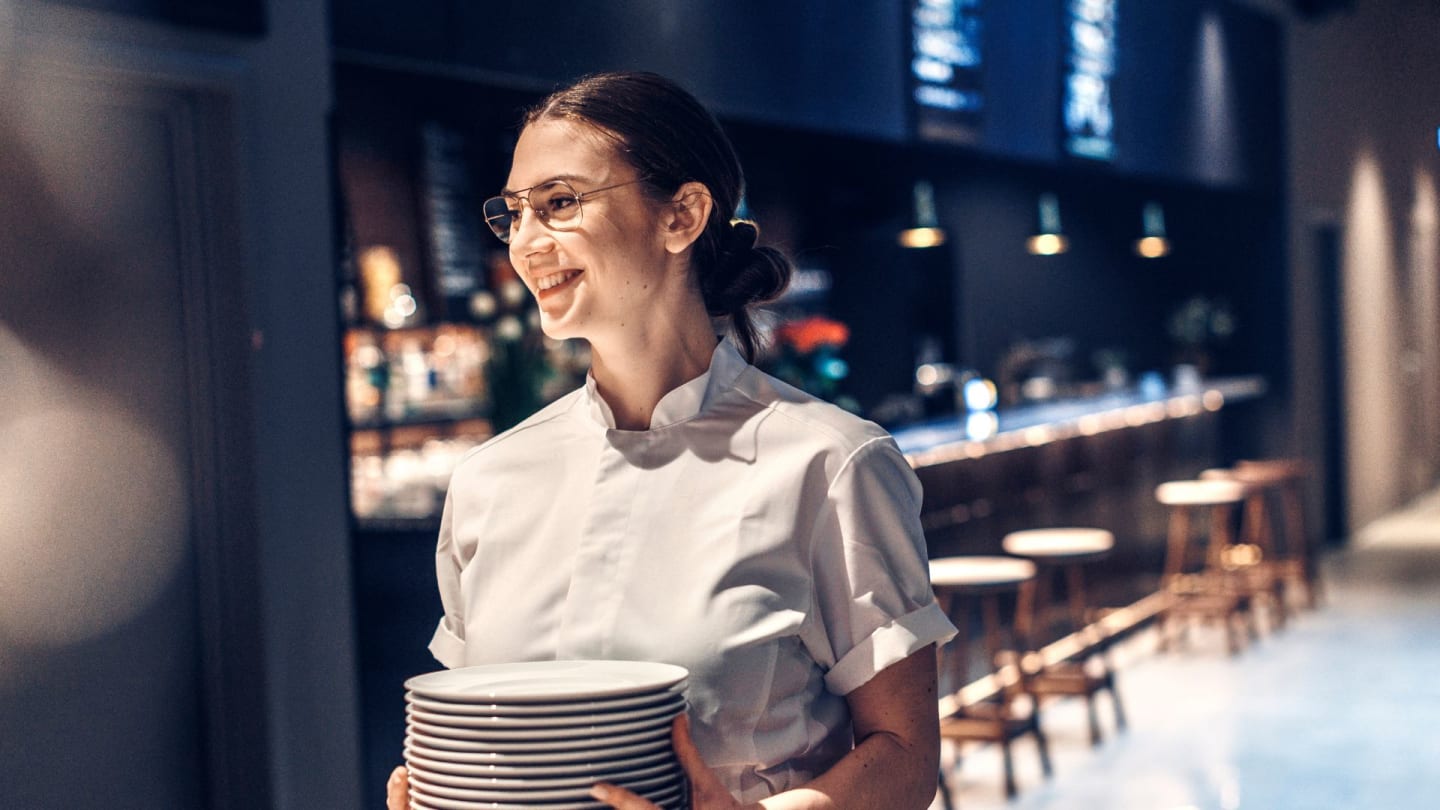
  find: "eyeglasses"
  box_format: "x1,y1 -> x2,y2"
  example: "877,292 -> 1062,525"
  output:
482,177 -> 650,244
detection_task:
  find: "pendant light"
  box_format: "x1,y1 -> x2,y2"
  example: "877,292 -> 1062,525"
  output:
1134,201 -> 1172,258
1025,192 -> 1069,255
898,180 -> 947,249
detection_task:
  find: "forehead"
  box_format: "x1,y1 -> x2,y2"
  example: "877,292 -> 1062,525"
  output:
506,119 -> 624,190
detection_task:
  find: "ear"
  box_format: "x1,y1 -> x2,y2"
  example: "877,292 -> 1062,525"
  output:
661,181 -> 714,255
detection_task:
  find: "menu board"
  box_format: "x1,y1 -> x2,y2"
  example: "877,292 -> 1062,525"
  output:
419,122 -> 487,320
911,0 -> 986,145
1062,0 -> 1118,161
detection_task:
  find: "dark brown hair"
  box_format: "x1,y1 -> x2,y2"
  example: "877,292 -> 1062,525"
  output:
524,71 -> 791,363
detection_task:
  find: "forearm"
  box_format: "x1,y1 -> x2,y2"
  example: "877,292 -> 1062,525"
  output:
755,727 -> 938,810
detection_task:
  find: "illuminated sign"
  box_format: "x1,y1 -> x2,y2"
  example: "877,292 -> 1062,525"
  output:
912,0 -> 985,142
1063,0 -> 1117,160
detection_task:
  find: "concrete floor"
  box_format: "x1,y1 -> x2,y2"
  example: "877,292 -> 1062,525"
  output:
933,488 -> 1440,810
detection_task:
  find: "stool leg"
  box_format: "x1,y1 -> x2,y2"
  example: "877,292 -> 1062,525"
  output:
1064,564 -> 1085,629
1282,483 -> 1321,609
941,592 -> 978,697
1085,691 -> 1101,747
1001,736 -> 1017,799
1015,577 -> 1039,654
980,594 -> 1005,673
935,769 -> 955,810
1108,669 -> 1128,732
1245,490 -> 1287,632
1159,505 -> 1193,653
1033,709 -> 1053,779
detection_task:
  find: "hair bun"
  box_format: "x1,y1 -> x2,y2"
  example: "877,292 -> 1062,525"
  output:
723,219 -> 760,256
704,240 -> 790,315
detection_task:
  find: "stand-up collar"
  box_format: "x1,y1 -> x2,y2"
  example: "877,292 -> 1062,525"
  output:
582,337 -> 747,431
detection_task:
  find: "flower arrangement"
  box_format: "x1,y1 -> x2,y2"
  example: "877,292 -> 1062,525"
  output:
1166,295 -> 1236,372
768,315 -> 857,410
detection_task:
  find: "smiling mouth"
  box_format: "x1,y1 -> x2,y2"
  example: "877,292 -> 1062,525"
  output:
535,269 -> 583,295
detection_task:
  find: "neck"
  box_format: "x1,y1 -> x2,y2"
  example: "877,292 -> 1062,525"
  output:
589,298 -> 719,431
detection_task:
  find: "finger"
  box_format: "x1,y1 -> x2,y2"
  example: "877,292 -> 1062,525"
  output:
386,765 -> 409,810
669,715 -> 731,800
589,781 -> 658,809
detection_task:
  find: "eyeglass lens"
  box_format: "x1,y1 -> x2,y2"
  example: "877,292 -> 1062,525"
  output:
483,181 -> 582,243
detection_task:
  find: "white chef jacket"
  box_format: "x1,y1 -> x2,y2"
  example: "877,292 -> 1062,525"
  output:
429,337 -> 956,802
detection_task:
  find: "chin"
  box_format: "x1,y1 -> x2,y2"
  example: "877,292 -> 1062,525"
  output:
536,317 -> 580,342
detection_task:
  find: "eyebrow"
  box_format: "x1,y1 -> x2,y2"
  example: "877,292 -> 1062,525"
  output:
500,173 -> 591,195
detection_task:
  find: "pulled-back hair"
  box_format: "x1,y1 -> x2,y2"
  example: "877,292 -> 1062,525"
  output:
524,71 -> 791,363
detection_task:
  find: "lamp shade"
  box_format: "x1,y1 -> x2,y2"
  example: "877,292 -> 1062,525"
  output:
899,180 -> 947,248
1134,200 -> 1171,258
1026,192 -> 1068,255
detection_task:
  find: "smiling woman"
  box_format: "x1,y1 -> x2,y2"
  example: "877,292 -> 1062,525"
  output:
387,72 -> 956,810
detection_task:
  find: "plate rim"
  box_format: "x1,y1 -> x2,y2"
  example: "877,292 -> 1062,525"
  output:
404,660 -> 689,704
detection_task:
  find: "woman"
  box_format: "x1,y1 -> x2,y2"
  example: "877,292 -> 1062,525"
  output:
388,71 -> 955,810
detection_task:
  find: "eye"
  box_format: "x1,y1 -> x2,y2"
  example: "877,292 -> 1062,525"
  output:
544,191 -> 579,215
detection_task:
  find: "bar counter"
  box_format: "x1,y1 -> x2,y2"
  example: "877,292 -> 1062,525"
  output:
897,376 -> 1267,573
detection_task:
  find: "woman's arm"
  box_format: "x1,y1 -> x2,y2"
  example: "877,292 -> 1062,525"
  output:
594,644 -> 940,810
767,644 -> 940,809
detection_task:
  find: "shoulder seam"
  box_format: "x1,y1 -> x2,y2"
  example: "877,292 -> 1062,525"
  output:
456,391 -> 583,466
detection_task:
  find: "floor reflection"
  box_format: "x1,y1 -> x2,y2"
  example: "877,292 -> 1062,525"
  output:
934,488 -> 1440,810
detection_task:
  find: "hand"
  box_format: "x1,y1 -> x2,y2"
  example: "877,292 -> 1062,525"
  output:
590,715 -> 745,810
386,765 -> 409,810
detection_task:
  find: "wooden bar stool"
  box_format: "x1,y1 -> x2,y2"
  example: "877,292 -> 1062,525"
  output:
1236,458 -> 1322,609
1002,528 -> 1126,746
1154,480 -> 1257,655
1200,467 -> 1292,631
930,556 -> 1052,802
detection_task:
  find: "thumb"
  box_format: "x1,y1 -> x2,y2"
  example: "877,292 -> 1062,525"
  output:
386,766 -> 409,810
670,715 -> 731,800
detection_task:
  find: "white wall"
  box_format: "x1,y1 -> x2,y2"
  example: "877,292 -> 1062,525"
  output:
1240,0 -> 1440,532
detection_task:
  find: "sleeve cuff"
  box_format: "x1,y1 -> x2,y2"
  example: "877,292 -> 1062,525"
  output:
823,602 -> 958,696
428,619 -> 466,670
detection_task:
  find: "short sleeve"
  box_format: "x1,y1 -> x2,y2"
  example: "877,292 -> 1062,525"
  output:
802,437 -> 957,696
428,489 -> 468,669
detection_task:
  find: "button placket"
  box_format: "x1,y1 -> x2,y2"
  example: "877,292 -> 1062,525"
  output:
557,432 -> 646,658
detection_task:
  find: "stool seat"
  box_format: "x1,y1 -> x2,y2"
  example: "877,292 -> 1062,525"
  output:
1236,458 -> 1307,481
1203,465 -> 1288,488
930,556 -> 1036,592
1003,528 -> 1115,562
1155,479 -> 1246,506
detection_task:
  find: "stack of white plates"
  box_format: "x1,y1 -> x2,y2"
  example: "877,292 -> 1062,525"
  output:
403,660 -> 690,810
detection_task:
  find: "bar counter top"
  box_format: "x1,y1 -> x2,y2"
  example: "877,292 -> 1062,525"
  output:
892,375 -> 1267,470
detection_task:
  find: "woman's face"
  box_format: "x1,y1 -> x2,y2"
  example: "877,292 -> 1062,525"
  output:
504,118 -> 673,344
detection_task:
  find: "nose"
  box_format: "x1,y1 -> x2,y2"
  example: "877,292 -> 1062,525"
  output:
508,202 -> 554,265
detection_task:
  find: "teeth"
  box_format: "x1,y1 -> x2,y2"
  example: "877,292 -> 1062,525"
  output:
537,270 -> 581,291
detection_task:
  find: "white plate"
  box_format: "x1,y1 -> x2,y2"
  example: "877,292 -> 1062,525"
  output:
407,685 -> 684,717
409,783 -> 682,810
404,733 -> 669,765
405,724 -> 671,754
405,744 -> 673,777
407,695 -> 684,729
410,770 -> 680,803
407,759 -> 678,790
405,661 -> 689,704
408,711 -> 674,742
409,796 -> 606,810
